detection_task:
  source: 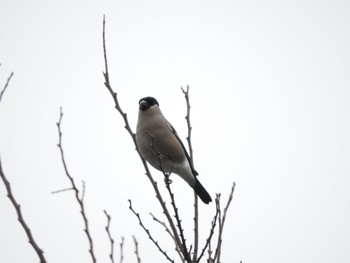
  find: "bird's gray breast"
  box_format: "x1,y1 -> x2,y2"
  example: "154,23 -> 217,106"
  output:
136,116 -> 186,173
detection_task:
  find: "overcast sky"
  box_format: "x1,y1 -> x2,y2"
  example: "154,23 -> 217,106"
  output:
1,0 -> 350,262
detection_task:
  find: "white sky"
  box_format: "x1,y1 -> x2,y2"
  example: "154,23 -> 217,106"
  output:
1,0 -> 350,262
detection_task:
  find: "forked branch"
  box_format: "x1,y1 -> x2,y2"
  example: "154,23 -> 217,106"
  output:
102,15 -> 184,260
181,85 -> 200,261
128,200 -> 175,263
102,16 -> 237,263
56,108 -> 96,263
213,182 -> 236,263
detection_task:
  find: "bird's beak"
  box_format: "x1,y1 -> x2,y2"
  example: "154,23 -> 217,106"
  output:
139,100 -> 148,110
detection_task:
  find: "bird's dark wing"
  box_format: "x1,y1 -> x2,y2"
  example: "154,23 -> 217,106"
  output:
167,121 -> 198,176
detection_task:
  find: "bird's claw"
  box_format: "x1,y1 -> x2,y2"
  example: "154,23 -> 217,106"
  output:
155,152 -> 162,160
164,175 -> 172,185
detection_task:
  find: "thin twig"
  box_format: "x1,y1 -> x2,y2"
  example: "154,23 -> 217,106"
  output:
181,85 -> 194,163
181,86 -> 199,262
104,210 -> 115,263
192,191 -> 199,261
128,200 -> 175,263
132,235 -> 141,263
0,158 -> 47,262
81,180 -> 86,201
207,242 -> 213,263
163,180 -> 191,262
119,236 -> 124,263
213,182 -> 236,262
213,196 -> 222,263
196,194 -> 220,263
51,187 -> 74,194
102,15 -> 183,257
56,108 -> 96,263
0,71 -> 14,102
150,213 -> 185,263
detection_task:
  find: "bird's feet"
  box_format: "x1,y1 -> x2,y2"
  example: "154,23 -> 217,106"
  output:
155,152 -> 162,161
164,174 -> 173,186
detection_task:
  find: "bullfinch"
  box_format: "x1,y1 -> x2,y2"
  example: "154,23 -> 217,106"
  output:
136,96 -> 212,204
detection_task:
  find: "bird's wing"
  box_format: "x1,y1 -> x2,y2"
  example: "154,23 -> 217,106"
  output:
166,120 -> 198,176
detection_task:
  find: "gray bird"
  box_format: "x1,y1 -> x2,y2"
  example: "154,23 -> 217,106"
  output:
136,96 -> 212,204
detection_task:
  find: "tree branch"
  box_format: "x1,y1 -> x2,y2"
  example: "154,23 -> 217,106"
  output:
164,179 -> 191,262
0,68 -> 46,262
213,182 -> 236,262
119,236 -> 124,263
56,108 -> 97,263
196,194 -> 220,263
147,132 -> 190,260
102,15 -> 183,258
102,16 -> 238,263
128,200 -> 175,263
0,71 -> 14,103
181,85 -> 199,262
181,85 -> 194,163
0,158 -> 47,262
104,210 -> 115,263
132,235 -> 141,263
150,213 -> 185,263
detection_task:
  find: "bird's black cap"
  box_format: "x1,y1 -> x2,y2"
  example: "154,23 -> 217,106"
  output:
139,97 -> 159,106
139,97 -> 159,110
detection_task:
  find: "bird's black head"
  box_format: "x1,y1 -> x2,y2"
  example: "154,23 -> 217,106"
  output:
139,97 -> 159,110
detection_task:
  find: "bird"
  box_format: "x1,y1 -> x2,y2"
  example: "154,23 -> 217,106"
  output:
136,96 -> 212,204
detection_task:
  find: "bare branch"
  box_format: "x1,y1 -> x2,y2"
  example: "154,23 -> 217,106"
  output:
0,71 -> 14,102
132,235 -> 141,263
81,180 -> 86,201
102,17 -> 237,263
181,86 -> 200,261
213,182 -> 236,262
147,132 -> 191,261
207,241 -> 213,263
51,187 -> 74,194
119,236 -> 124,263
56,108 -> 97,263
191,191 -> 199,261
128,200 -> 175,263
147,133 -> 192,262
0,69 -> 46,262
102,16 -> 133,137
196,194 -> 220,263
150,213 -> 185,263
164,180 -> 191,262
104,210 -> 115,263
102,16 -> 183,258
0,158 -> 47,263
181,85 -> 194,163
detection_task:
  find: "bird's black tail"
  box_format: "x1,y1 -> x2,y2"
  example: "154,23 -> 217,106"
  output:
193,179 -> 212,204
